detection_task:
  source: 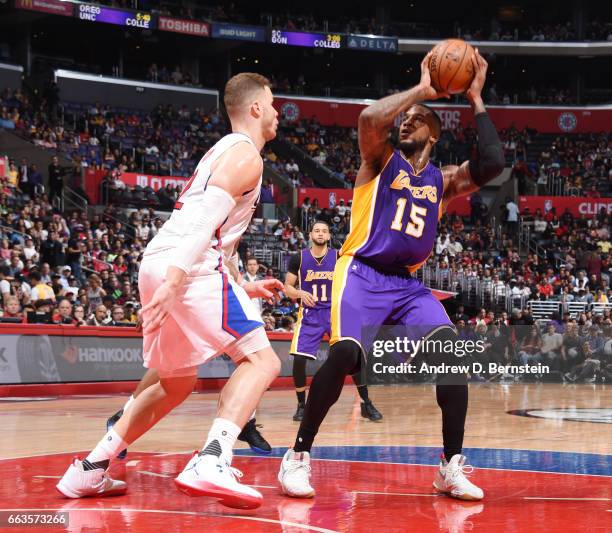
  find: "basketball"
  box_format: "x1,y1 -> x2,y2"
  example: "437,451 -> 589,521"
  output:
428,38 -> 476,94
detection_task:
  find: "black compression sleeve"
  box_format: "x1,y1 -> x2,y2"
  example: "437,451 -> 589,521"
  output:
468,112 -> 505,187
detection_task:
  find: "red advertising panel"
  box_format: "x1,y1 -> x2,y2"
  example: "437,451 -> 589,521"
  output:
275,96 -> 611,134
16,0 -> 74,16
120,172 -> 188,191
158,16 -> 210,37
298,187 -> 472,215
519,196 -> 612,217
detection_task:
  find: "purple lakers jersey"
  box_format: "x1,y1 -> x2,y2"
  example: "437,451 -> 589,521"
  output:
299,248 -> 337,309
341,150 -> 444,272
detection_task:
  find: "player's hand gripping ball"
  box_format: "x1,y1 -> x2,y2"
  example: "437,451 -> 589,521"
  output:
428,38 -> 476,95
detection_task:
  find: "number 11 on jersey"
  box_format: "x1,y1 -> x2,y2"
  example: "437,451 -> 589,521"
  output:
312,283 -> 328,302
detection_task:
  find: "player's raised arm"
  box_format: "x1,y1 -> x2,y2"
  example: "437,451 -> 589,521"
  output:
357,51 -> 449,181
441,50 -> 505,207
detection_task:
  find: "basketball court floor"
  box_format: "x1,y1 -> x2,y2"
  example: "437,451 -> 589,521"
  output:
0,383 -> 610,532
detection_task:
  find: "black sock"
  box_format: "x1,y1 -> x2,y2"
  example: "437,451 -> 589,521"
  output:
293,355 -> 307,405
82,459 -> 110,471
351,372 -> 369,402
294,340 -> 361,453
296,390 -> 306,404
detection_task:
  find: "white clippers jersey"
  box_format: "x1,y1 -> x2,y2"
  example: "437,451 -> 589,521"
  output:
144,133 -> 261,275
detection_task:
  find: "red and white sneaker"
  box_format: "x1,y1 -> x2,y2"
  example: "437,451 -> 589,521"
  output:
433,454 -> 484,501
56,458 -> 127,498
174,452 -> 263,509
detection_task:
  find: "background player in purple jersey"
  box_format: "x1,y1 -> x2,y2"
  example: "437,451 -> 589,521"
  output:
284,221 -> 383,422
279,50 -> 504,501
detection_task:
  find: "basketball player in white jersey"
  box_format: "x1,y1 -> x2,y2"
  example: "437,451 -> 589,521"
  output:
105,249 -> 276,457
57,73 -> 281,510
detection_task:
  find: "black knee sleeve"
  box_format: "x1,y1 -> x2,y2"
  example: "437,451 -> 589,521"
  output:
292,355 -> 308,389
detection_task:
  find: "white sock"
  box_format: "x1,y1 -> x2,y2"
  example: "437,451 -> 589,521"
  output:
250,410 -> 256,421
123,395 -> 135,412
85,429 -> 128,464
201,418 -> 240,465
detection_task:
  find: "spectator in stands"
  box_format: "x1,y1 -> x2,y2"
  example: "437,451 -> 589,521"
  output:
565,341 -> 600,383
87,304 -> 110,326
285,158 -> 299,175
540,323 -> 564,372
274,315 -> 295,332
0,267 -> 12,303
56,298 -> 76,325
263,314 -> 276,331
243,256 -> 264,314
18,158 -> 30,196
29,271 -> 55,303
2,295 -> 23,320
452,305 -> 470,324
537,278 -> 554,300
518,325 -> 543,368
48,156 -> 65,205
72,304 -> 86,326
109,305 -> 130,326
40,231 -> 65,268
86,273 -> 106,314
505,197 -> 520,239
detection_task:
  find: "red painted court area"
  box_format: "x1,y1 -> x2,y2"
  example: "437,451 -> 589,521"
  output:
0,452 -> 609,532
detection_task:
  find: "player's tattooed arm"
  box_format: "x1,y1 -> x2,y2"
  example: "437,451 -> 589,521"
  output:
356,52 -> 448,185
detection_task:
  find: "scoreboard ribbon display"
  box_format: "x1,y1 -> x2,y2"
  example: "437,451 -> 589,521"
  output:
270,30 -> 342,48
77,4 -> 155,29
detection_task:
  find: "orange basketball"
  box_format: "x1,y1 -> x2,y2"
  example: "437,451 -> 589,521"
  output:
428,39 -> 476,95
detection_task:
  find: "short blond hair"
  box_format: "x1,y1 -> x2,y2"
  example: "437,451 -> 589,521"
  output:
224,72 -> 270,116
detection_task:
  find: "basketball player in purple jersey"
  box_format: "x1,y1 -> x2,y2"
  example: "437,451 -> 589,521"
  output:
279,50 -> 504,501
284,221 -> 383,422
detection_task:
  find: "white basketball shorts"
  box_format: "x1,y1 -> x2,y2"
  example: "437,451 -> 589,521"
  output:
138,253 -> 268,375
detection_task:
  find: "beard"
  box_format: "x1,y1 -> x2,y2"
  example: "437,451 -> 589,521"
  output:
312,238 -> 328,246
398,137 -> 426,157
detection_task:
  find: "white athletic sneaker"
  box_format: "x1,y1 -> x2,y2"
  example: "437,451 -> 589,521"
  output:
433,454 -> 484,501
56,458 -> 127,498
278,449 -> 315,498
174,452 -> 263,509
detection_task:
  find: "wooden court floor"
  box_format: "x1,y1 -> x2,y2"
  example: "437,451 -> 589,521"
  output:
1,383 -> 610,458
